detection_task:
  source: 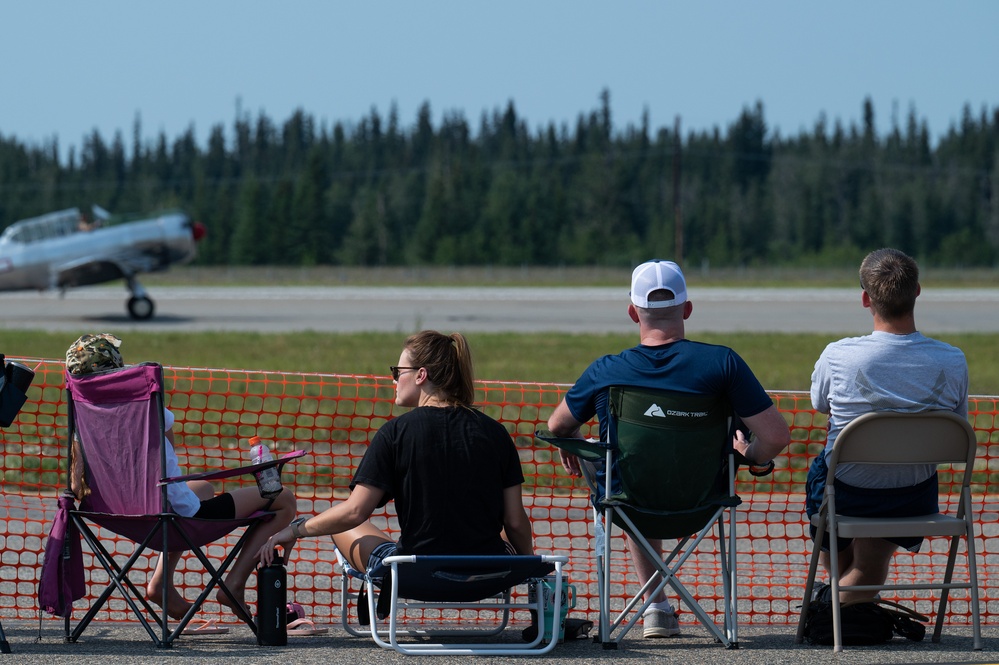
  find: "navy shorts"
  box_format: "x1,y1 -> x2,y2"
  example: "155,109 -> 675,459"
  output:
805,453 -> 939,552
366,541 -> 400,582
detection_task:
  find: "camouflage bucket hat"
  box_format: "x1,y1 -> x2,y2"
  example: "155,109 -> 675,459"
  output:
66,333 -> 124,375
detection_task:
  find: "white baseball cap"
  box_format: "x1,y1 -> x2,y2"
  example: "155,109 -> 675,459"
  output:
630,260 -> 687,308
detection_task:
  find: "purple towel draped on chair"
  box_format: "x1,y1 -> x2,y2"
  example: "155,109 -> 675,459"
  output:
38,493 -> 85,618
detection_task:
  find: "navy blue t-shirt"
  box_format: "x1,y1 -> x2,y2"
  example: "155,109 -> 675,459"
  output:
564,339 -> 774,441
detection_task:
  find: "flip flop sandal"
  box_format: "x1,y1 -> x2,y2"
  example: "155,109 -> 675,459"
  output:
287,618 -> 329,636
182,618 -> 230,635
285,602 -> 328,636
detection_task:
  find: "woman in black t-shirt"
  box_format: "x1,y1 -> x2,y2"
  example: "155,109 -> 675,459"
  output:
259,331 -> 534,573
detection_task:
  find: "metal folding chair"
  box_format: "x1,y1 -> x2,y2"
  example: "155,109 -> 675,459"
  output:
795,410 -> 982,652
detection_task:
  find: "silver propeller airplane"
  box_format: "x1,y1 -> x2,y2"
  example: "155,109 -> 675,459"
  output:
0,206 -> 206,320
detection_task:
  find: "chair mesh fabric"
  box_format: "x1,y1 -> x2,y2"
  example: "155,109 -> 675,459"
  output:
67,363 -> 258,550
607,387 -> 736,539
393,555 -> 556,603
69,363 -> 163,516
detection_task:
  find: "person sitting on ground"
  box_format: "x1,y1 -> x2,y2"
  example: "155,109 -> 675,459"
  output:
65,333 -> 299,622
547,259 -> 791,639
806,248 -> 969,603
259,330 -> 534,585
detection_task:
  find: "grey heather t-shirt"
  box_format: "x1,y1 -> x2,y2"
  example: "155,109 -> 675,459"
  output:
810,331 -> 969,488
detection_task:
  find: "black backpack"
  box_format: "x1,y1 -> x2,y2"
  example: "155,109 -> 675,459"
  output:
801,584 -> 928,646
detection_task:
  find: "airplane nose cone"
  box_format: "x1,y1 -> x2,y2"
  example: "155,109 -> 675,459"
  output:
192,221 -> 207,241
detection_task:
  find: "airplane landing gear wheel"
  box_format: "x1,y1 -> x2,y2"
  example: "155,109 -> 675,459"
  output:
127,296 -> 155,320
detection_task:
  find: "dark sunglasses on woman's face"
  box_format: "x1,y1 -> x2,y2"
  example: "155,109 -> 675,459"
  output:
390,366 -> 418,381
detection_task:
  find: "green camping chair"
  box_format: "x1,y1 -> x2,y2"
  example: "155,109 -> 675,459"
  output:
537,386 -> 741,648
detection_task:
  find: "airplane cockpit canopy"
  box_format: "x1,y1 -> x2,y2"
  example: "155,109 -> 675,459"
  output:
0,208 -> 82,245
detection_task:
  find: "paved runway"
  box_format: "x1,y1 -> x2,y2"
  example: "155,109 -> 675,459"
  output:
1,286 -> 997,334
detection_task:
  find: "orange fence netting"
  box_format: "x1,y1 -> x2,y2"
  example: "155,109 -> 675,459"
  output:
1,357 -> 997,626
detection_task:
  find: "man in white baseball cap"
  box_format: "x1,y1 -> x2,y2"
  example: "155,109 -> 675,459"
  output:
547,259 -> 790,639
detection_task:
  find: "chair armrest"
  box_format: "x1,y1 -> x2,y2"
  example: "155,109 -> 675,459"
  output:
534,430 -> 605,462
160,449 -> 308,485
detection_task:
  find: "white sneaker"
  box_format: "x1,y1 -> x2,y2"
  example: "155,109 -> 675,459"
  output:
643,607 -> 681,638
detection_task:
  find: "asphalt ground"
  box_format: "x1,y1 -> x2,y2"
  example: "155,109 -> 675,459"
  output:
1,286 -> 998,334
1,619 -> 995,664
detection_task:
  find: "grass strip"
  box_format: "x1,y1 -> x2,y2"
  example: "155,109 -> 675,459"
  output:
2,330 -> 997,393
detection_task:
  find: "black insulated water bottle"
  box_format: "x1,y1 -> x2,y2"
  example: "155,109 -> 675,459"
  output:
256,549 -> 287,646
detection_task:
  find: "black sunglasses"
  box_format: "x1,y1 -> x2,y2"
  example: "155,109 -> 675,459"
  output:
390,366 -> 419,381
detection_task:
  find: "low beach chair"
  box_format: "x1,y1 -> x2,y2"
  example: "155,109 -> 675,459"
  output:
337,547 -> 569,655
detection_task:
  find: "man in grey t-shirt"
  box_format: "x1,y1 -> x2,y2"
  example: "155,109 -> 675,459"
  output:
806,248 -> 969,603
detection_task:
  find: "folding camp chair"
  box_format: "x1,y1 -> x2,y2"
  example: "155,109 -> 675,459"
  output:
795,410 -> 982,652
537,386 -> 742,649
337,548 -> 569,655
57,362 -> 305,648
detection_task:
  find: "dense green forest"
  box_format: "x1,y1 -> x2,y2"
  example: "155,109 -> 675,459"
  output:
1,91 -> 997,268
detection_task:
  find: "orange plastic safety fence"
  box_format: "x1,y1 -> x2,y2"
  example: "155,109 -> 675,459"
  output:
1,357 -> 997,627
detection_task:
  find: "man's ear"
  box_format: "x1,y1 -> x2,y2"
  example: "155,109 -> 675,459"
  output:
628,304 -> 640,323
682,301 -> 693,320
861,290 -> 871,309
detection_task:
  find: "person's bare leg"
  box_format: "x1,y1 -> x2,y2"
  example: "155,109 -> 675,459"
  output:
147,551 -> 194,620
627,535 -> 668,604
837,538 -> 897,603
146,481 -> 217,619
819,542 -> 856,581
215,486 -> 297,620
331,520 -> 393,571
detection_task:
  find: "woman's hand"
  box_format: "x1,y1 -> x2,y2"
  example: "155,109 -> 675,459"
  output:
257,526 -> 296,565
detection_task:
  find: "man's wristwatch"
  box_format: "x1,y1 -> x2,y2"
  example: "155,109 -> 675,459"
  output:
290,516 -> 307,538
748,459 -> 775,477
744,436 -> 775,476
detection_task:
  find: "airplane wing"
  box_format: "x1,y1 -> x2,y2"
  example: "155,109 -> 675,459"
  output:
54,248 -> 164,289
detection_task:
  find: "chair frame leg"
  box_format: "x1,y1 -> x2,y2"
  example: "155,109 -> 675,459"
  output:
70,518 -> 166,646
606,505 -> 736,648
794,512 -> 827,644
67,514 -> 263,647
592,505 -> 615,648
797,487 -> 982,652
0,619 -> 11,654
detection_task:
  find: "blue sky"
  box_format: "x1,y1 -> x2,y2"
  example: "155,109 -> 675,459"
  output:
1,1 -> 996,159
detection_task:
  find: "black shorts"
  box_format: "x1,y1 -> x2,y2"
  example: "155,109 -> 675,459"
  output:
193,493 -> 236,520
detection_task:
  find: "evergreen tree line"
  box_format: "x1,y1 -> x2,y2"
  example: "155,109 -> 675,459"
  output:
1,92 -> 997,268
